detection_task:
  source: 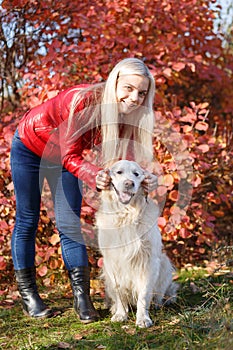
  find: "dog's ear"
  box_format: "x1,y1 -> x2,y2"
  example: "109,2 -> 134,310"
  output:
109,170 -> 114,180
140,172 -> 149,201
141,171 -> 146,180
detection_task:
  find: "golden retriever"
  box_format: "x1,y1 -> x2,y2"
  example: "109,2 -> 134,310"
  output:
96,160 -> 178,328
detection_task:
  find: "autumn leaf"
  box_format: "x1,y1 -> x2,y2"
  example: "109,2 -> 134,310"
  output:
0,256 -> 7,270
179,228 -> 192,239
41,215 -> 50,224
163,174 -> 174,187
183,125 -> 193,133
196,144 -> 210,153
172,62 -> 186,72
37,265 -> 48,277
49,233 -> 60,246
6,181 -> 14,191
195,121 -> 209,131
0,0 -> 232,278
97,257 -> 104,268
192,174 -> 202,187
198,102 -> 209,109
157,185 -> 167,196
82,206 -> 95,215
49,259 -> 59,270
168,190 -> 179,201
212,210 -> 225,217
73,334 -> 83,341
158,217 -> 167,228
158,174 -> 174,187
163,67 -> 172,78
57,342 -> 72,349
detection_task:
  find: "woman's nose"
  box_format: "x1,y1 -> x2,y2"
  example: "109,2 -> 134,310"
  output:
130,90 -> 139,103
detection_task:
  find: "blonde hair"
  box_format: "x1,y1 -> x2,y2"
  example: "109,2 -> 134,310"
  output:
68,58 -> 155,167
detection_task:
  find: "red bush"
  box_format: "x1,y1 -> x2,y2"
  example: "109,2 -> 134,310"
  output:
0,0 -> 232,293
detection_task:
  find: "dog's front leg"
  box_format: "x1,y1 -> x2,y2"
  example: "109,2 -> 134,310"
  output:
136,288 -> 153,328
136,263 -> 160,328
111,291 -> 128,323
105,268 -> 129,323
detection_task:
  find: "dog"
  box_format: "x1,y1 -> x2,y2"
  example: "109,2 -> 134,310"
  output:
95,160 -> 178,328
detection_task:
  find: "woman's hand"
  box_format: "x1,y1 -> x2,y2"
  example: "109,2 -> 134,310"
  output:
141,172 -> 158,193
96,169 -> 111,191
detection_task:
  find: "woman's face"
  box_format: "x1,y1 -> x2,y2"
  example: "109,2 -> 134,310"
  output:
116,74 -> 149,114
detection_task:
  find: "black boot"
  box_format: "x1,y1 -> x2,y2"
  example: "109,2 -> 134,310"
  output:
15,267 -> 53,318
69,266 -> 100,323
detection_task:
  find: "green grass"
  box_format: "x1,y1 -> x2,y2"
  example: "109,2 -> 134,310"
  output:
0,267 -> 232,350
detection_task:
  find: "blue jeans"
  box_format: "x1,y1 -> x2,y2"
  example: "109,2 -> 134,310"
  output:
10,130 -> 88,271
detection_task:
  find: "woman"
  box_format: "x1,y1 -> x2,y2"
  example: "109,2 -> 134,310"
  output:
10,58 -> 157,322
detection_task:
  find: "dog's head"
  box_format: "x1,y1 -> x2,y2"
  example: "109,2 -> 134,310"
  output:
109,160 -> 145,205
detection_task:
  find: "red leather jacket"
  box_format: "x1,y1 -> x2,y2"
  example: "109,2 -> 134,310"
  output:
18,85 -> 101,189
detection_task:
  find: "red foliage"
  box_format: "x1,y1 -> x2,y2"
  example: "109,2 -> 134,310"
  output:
0,0 -> 233,293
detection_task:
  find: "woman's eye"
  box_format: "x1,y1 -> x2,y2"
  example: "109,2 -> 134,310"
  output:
125,86 -> 132,92
139,91 -> 147,98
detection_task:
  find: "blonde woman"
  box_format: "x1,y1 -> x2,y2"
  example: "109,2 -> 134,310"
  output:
10,58 -> 157,322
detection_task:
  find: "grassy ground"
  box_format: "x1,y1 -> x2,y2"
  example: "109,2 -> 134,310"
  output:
0,266 -> 232,350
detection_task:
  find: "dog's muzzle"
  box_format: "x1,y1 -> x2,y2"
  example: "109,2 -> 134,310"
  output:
111,182 -> 135,205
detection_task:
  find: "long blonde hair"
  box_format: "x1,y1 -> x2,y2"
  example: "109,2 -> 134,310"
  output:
68,58 -> 155,167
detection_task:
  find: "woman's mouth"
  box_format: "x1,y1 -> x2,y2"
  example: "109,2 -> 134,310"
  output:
119,100 -> 138,113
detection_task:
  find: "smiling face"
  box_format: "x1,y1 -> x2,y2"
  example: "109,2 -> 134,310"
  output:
116,74 -> 149,115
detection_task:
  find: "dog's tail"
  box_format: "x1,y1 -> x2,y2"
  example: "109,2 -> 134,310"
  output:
154,253 -> 179,307
164,281 -> 179,304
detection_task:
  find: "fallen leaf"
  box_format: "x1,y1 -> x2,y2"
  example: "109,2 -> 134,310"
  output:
73,334 -> 83,341
190,282 -> 201,294
57,342 -> 71,349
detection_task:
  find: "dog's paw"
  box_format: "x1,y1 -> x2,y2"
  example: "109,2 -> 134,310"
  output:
111,313 -> 128,323
163,295 -> 177,305
154,302 -> 162,310
136,316 -> 153,328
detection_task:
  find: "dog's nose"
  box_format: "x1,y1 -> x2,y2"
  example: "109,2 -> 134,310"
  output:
124,180 -> 134,189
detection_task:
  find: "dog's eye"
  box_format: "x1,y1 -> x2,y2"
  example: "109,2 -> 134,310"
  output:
116,170 -> 123,174
134,172 -> 140,177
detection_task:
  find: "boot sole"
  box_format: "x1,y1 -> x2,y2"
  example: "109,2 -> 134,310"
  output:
23,308 -> 54,318
79,317 -> 99,324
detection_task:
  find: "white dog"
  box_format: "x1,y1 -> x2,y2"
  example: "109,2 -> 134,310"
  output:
96,160 -> 178,328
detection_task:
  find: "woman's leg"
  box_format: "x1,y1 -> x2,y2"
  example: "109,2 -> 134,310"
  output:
47,167 -> 99,322
10,130 -> 53,318
10,131 -> 42,269
47,167 -> 88,270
